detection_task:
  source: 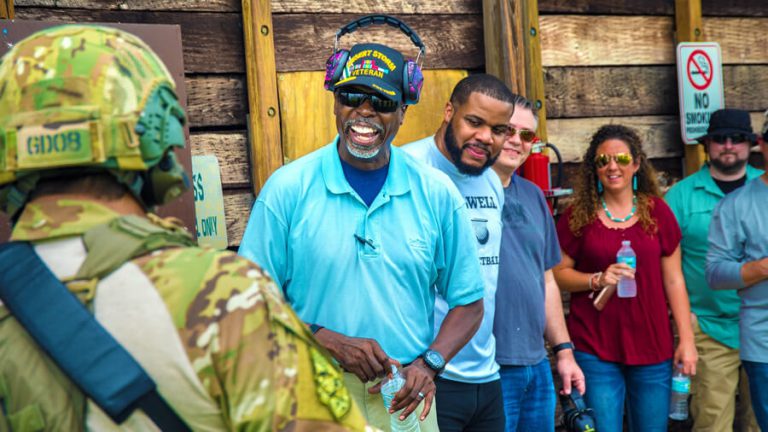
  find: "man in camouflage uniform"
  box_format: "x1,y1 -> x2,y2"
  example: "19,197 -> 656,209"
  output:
0,25 -> 370,431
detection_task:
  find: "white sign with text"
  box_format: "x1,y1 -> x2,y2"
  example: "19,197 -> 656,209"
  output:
677,42 -> 724,144
192,155 -> 228,249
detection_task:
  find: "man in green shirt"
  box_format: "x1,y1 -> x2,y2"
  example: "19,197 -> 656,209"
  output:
666,108 -> 762,431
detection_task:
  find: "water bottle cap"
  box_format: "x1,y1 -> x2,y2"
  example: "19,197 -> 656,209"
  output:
622,240 -> 631,246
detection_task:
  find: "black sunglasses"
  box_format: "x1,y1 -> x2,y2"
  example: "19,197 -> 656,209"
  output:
710,134 -> 753,145
508,127 -> 537,143
336,90 -> 400,113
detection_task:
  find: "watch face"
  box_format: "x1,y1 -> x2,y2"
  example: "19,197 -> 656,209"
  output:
425,350 -> 445,369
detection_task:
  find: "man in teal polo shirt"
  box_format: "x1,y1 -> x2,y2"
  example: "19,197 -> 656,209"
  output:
238,41 -> 484,432
666,108 -> 762,431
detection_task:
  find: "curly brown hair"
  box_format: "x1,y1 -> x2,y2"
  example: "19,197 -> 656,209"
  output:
568,124 -> 662,236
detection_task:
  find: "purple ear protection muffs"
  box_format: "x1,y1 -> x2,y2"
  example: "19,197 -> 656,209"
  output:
324,15 -> 426,105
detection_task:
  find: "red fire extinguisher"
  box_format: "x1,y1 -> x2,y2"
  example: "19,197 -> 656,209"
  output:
521,142 -> 551,191
520,140 -> 569,215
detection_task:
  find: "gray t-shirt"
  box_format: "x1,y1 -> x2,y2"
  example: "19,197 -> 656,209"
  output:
402,136 -> 504,383
494,174 -> 561,365
707,177 -> 768,362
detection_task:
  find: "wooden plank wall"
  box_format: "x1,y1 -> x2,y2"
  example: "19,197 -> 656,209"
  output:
538,0 -> 768,189
11,0 -> 484,247
14,0 -> 766,246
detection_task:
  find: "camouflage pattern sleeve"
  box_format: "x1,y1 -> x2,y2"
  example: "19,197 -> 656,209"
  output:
135,248 -> 371,431
0,307 -> 86,431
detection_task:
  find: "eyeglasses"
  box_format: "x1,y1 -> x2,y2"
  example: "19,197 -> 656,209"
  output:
508,127 -> 537,143
336,90 -> 400,113
595,153 -> 633,168
710,134 -> 752,145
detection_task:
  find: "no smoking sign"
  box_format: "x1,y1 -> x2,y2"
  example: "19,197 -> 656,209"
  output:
677,42 -> 724,144
687,50 -> 713,90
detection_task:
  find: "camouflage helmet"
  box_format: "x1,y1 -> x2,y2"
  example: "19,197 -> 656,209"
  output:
0,24 -> 189,219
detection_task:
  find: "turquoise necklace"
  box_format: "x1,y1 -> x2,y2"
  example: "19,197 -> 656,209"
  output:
601,195 -> 637,222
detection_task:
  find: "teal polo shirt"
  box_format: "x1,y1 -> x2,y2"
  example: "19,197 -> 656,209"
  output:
238,141 -> 484,363
665,164 -> 763,348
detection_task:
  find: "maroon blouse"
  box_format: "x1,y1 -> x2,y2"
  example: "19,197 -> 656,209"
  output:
556,196 -> 682,365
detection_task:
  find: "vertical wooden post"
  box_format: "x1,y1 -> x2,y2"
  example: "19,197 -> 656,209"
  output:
482,0 -> 525,96
675,0 -> 706,176
0,0 -> 14,19
522,0 -> 547,141
241,0 -> 282,195
483,0 -> 548,140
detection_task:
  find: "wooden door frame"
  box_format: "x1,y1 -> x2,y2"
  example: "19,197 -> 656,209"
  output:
675,0 -> 707,176
483,0 -> 547,141
241,0 -> 283,195
1,0 -> 14,19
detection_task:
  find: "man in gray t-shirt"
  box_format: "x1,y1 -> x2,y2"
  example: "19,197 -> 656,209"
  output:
491,96 -> 584,432
707,122 -> 768,430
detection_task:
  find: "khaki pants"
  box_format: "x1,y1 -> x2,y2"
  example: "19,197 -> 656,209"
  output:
343,372 -> 439,432
691,315 -> 760,432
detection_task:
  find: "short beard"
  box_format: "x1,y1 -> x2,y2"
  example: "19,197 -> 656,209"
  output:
343,119 -> 385,160
444,121 -> 498,176
710,155 -> 748,175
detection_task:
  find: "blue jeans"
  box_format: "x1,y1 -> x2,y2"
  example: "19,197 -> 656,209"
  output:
499,359 -> 556,432
574,351 -> 672,432
743,360 -> 768,430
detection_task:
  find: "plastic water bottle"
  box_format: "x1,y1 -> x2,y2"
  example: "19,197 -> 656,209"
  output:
616,240 -> 637,297
669,366 -> 691,420
381,365 -> 421,432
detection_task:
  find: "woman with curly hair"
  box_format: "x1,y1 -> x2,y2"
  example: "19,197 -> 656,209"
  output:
553,124 -> 697,431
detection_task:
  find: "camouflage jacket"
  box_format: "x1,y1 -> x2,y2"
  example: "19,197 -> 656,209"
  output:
0,197 -> 370,432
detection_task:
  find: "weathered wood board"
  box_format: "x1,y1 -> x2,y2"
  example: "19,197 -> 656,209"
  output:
540,16 -> 768,66
278,69 -> 467,163
545,65 -> 768,118
186,75 -> 247,128
272,14 -> 484,72
15,0 -> 240,12
224,189 -> 253,246
14,8 -> 245,73
272,0 -> 480,14
538,0 -> 768,16
17,0 -> 766,18
191,132 -> 250,188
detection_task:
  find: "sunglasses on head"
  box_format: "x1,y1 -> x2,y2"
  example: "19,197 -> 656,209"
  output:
336,90 -> 400,113
508,127 -> 537,143
595,153 -> 633,168
710,134 -> 752,145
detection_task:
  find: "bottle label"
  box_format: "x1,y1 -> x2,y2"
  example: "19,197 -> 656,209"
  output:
672,376 -> 690,393
617,256 -> 636,269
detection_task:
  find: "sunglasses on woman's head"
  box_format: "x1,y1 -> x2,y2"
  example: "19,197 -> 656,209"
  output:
595,153 -> 633,168
336,90 -> 401,113
508,127 -> 537,143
